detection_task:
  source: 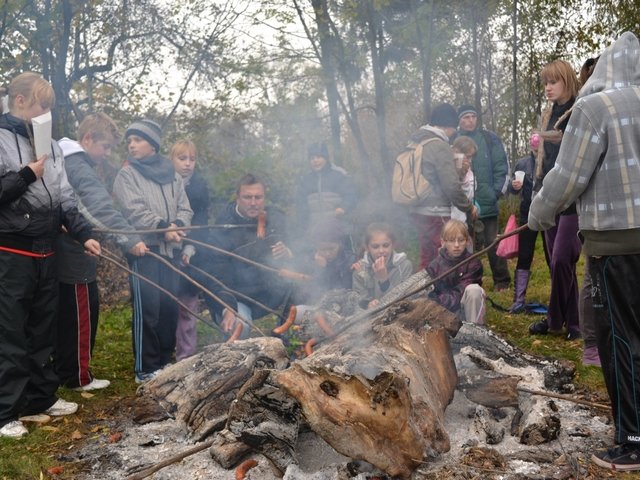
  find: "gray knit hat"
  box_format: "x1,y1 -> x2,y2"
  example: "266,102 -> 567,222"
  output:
125,119 -> 162,152
457,104 -> 478,119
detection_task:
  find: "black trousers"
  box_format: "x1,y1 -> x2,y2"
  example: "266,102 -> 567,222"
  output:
0,251 -> 59,427
55,281 -> 99,388
591,254 -> 640,445
129,254 -> 179,375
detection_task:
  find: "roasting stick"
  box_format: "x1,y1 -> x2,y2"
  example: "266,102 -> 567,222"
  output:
182,236 -> 312,282
185,263 -> 283,318
144,251 -> 267,339
315,224 -> 530,346
124,439 -> 216,480
517,386 -> 611,411
94,223 -> 254,235
98,249 -> 222,333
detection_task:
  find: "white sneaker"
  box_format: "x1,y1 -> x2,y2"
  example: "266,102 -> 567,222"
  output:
134,371 -> 158,384
0,420 -> 28,438
44,398 -> 78,416
71,378 -> 111,392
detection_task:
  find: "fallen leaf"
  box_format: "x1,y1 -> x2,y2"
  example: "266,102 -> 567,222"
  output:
47,466 -> 64,475
41,426 -> 59,432
81,392 -> 94,399
71,429 -> 83,440
109,432 -> 122,443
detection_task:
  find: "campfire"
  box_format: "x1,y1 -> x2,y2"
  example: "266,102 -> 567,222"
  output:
72,272 -> 612,480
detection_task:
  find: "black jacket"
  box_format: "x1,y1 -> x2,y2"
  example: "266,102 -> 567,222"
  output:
196,203 -> 290,318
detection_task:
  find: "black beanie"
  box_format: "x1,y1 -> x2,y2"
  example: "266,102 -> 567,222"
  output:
430,104 -> 459,128
307,141 -> 329,160
457,104 -> 478,119
125,119 -> 162,152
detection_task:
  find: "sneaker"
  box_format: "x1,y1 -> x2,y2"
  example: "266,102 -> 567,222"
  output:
44,398 -> 78,416
583,345 -> 602,367
566,330 -> 582,341
528,318 -> 549,335
592,444 -> 640,471
0,420 -> 28,438
135,371 -> 158,384
71,378 -> 111,392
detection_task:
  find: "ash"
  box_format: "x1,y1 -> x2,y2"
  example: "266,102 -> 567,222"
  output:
69,323 -> 612,480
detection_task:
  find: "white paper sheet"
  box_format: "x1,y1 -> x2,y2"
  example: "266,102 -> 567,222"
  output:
31,111 -> 52,160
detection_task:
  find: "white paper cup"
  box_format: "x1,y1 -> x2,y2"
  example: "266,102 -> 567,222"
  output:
454,153 -> 464,169
514,171 -> 525,182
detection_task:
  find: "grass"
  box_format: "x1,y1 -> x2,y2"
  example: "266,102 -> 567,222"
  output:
0,233 -> 636,479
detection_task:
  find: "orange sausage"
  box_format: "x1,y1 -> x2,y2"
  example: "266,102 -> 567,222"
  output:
314,312 -> 335,336
256,212 -> 266,239
273,305 -> 297,335
235,458 -> 258,480
226,322 -> 244,343
304,338 -> 316,356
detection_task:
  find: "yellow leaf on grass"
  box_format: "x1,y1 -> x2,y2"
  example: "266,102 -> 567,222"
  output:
41,426 -> 59,432
71,429 -> 83,440
81,392 -> 94,399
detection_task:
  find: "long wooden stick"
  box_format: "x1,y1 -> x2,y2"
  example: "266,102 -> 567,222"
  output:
144,251 -> 266,338
125,439 -> 215,480
317,224 -> 529,344
517,386 -> 611,411
95,224 -> 253,235
183,236 -> 311,282
98,249 -> 222,333
186,262 -> 283,318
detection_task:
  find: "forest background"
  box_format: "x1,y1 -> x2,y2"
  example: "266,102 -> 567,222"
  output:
1,0 -> 639,218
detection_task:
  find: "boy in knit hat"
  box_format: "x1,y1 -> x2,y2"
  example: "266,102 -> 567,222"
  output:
113,119 -> 192,384
453,104 -> 511,290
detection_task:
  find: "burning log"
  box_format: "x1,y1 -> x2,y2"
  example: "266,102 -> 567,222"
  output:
274,298 -> 459,479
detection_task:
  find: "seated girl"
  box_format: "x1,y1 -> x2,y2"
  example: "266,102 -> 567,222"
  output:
427,219 -> 485,324
352,222 -> 413,309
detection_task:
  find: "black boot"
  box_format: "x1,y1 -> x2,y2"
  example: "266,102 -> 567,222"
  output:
509,269 -> 531,313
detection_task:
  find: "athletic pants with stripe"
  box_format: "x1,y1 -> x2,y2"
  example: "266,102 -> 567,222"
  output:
129,253 -> 179,376
56,282 -> 99,388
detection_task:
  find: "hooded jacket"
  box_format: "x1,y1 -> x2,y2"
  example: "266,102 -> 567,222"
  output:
112,154 -> 192,258
409,126 -> 474,216
56,138 -> 143,283
0,114 -> 92,252
528,32 -> 640,256
296,160 -> 357,228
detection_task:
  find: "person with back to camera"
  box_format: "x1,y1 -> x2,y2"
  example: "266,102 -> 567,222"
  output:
56,113 -> 148,392
427,219 -> 485,325
408,103 -> 478,270
169,139 -> 210,361
453,104 -> 511,291
0,72 -> 101,438
112,119 -> 193,384
528,32 -> 640,472
527,59 -> 582,341
352,222 -> 413,310
506,133 -> 549,313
